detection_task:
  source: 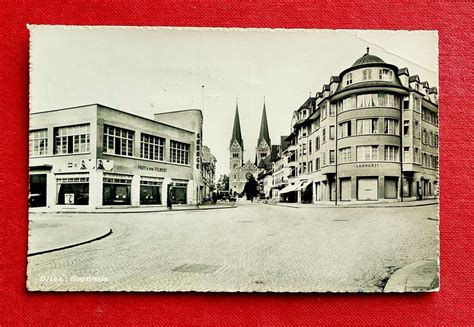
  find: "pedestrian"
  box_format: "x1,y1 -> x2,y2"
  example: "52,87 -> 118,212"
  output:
167,187 -> 173,210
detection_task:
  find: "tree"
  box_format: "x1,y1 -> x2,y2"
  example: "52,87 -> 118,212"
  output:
217,174 -> 229,192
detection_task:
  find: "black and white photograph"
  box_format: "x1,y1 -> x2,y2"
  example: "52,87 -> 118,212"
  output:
27,26 -> 439,292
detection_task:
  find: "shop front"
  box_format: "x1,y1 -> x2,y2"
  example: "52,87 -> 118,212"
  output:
56,173 -> 90,205
140,176 -> 163,205
103,173 -> 132,205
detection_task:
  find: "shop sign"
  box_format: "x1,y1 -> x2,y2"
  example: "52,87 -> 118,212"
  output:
64,193 -> 75,205
137,164 -> 167,173
58,158 -> 94,172
354,163 -> 380,168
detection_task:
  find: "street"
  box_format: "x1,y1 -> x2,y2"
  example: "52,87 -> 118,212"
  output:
27,202 -> 439,292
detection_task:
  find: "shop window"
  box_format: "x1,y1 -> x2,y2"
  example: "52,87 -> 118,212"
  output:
56,175 -> 90,205
140,133 -> 164,161
169,183 -> 188,204
55,124 -> 90,154
29,174 -> 47,207
170,140 -> 190,165
140,178 -> 162,205
103,174 -> 132,205
103,125 -> 134,156
29,129 -> 48,156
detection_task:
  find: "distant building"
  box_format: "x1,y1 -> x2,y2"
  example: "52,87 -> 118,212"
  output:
29,104 -> 214,210
278,48 -> 439,203
201,145 -> 217,200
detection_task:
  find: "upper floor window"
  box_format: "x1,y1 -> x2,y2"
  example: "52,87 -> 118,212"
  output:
322,128 -> 326,143
339,147 -> 352,163
339,121 -> 352,138
140,133 -> 164,161
384,119 -> 399,135
329,150 -> 335,164
329,125 -> 335,140
384,146 -> 400,161
356,118 -> 378,135
103,125 -> 133,156
403,120 -> 410,136
329,104 -> 336,116
362,69 -> 372,81
357,145 -> 378,161
170,140 -> 190,165
309,140 -> 312,154
29,129 -> 48,157
379,69 -> 393,81
55,124 -> 90,155
346,73 -> 353,85
315,136 -> 320,151
232,153 -> 239,158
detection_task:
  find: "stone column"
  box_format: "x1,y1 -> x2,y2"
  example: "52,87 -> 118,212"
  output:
89,170 -> 103,208
131,175 -> 140,206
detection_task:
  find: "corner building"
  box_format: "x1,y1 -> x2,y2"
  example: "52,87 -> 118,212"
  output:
29,104 -> 206,210
285,49 -> 438,203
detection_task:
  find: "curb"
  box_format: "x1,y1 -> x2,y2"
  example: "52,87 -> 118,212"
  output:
383,259 -> 439,292
30,205 -> 237,215
264,202 -> 438,209
28,228 -> 113,257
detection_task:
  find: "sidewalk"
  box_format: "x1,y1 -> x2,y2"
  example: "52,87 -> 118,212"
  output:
264,199 -> 439,209
29,203 -> 237,214
383,259 -> 439,292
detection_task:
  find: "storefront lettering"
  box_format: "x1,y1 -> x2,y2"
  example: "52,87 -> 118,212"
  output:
137,165 -> 167,173
354,163 -> 380,168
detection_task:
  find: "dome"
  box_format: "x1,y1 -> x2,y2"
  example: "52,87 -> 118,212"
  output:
352,47 -> 385,67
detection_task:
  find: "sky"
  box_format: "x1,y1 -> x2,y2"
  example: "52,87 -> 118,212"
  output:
30,26 -> 438,177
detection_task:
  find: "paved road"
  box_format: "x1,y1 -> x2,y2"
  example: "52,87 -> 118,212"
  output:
27,202 -> 439,292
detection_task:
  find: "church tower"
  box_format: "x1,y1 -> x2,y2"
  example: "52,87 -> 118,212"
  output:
229,100 -> 244,192
256,99 -> 271,164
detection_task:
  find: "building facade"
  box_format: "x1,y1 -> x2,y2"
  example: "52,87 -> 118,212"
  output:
29,104 -> 211,210
278,48 -> 439,203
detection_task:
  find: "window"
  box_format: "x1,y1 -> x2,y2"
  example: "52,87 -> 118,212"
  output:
404,147 -> 410,162
357,145 -> 378,161
103,125 -> 133,156
315,137 -> 320,151
413,97 -> 421,111
302,143 -> 307,155
329,150 -> 335,164
346,73 -> 352,85
342,96 -> 356,111
429,131 -> 434,146
339,147 -> 351,163
357,118 -> 378,134
322,152 -> 326,166
414,120 -> 421,138
422,129 -> 427,144
302,162 -> 307,173
384,146 -> 399,161
329,104 -> 336,116
362,69 -> 372,80
379,69 -> 393,81
384,119 -> 399,135
435,134 -> 439,148
322,128 -> 326,143
170,140 -> 190,165
29,129 -> 48,156
309,140 -> 312,154
232,153 -> 239,158
140,133 -> 164,161
315,157 -> 320,170
56,124 -> 90,154
339,121 -> 352,138
329,125 -> 335,140
403,120 -> 410,136
308,161 -> 313,173
414,147 -> 421,163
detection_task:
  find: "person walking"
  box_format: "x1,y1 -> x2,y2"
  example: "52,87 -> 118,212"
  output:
167,186 -> 173,210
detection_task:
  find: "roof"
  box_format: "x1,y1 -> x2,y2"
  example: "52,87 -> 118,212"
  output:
257,101 -> 271,147
330,76 -> 340,83
230,103 -> 244,150
280,136 -> 290,152
429,87 -> 438,94
352,47 -> 385,67
409,75 -> 420,83
298,97 -> 315,110
398,67 -> 409,75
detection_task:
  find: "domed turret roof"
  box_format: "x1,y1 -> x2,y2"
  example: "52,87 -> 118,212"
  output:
352,47 -> 385,67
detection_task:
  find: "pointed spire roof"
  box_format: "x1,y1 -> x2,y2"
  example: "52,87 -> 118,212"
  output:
230,99 -> 244,150
258,98 -> 271,147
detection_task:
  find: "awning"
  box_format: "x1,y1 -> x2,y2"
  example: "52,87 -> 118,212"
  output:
279,183 -> 300,194
299,180 -> 313,190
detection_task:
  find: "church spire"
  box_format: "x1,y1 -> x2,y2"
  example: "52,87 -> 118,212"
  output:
258,98 -> 271,147
230,98 -> 244,150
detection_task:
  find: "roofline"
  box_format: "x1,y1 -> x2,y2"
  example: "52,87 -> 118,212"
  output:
31,103 -> 196,134
154,108 -> 203,117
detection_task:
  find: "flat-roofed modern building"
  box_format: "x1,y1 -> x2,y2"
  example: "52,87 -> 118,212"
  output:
279,48 -> 439,203
29,104 -> 208,210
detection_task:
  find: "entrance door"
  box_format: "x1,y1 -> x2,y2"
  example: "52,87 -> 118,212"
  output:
357,177 -> 378,201
340,178 -> 351,201
384,177 -> 398,199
